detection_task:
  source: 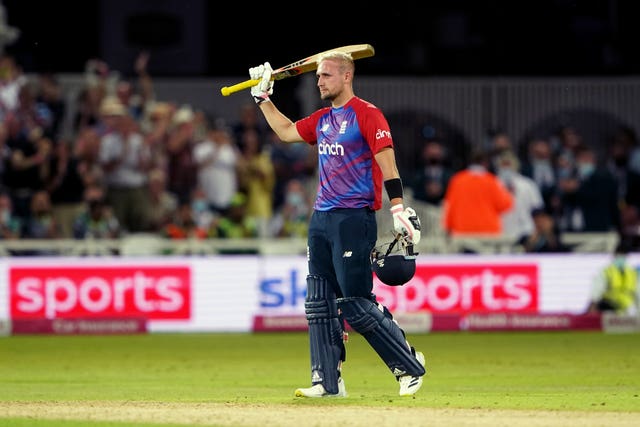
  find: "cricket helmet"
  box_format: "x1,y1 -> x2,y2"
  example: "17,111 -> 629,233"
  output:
370,234 -> 418,286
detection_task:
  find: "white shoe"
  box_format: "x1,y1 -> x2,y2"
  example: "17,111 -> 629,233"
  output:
398,351 -> 426,396
295,377 -> 347,398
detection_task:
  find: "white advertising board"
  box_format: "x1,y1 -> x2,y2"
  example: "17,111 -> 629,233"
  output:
1,253 -> 637,332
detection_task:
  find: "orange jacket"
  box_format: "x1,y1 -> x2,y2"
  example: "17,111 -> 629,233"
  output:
442,167 -> 514,235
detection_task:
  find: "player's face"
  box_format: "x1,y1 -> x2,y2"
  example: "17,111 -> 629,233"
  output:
316,59 -> 344,101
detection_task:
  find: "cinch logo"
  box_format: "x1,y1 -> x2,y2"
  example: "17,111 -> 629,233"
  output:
376,129 -> 391,140
318,139 -> 345,155
9,266 -> 191,320
373,264 -> 538,313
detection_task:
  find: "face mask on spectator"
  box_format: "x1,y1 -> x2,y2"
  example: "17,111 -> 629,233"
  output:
192,199 -> 208,214
498,168 -> 515,183
577,163 -> 595,179
286,192 -> 304,207
533,159 -> 551,168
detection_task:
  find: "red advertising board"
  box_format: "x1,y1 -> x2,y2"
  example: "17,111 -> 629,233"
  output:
9,266 -> 191,320
374,263 -> 539,314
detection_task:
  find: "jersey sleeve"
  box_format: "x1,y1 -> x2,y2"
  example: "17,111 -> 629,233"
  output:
295,108 -> 329,144
357,102 -> 394,154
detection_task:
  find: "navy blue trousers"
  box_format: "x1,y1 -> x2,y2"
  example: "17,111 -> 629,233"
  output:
307,208 -> 377,299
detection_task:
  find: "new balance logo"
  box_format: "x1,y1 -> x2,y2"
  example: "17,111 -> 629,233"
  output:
343,251 -> 352,257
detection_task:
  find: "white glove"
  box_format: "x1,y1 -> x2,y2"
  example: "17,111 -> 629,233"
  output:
390,204 -> 421,245
249,62 -> 274,104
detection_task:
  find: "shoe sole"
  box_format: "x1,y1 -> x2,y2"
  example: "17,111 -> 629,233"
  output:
294,389 -> 346,398
295,379 -> 347,398
399,351 -> 426,397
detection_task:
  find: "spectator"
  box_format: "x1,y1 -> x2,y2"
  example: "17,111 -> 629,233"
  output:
189,187 -> 215,231
558,146 -> 621,233
0,191 -> 21,239
15,81 -> 55,141
237,127 -> 275,237
73,86 -> 102,135
73,58 -> 116,135
141,101 -> 173,171
619,205 -> 640,250
34,73 -> 66,140
520,137 -> 557,212
269,178 -> 311,238
165,105 -> 198,204
23,189 -> 61,243
162,201 -> 208,240
3,117 -> 52,223
487,130 -> 513,172
605,128 -> 640,244
410,139 -> 453,206
72,185 -> 121,239
114,51 -> 154,122
192,122 -> 240,216
0,54 -> 27,115
146,168 -> 178,232
606,131 -> 633,202
46,139 -> 86,238
269,129 -> 316,211
522,210 -> 569,253
495,150 -> 545,244
231,102 -> 267,152
74,126 -> 104,188
587,240 -> 639,315
214,192 -> 258,238
97,96 -> 153,233
442,149 -> 513,236
489,130 -> 513,153
554,125 -> 584,165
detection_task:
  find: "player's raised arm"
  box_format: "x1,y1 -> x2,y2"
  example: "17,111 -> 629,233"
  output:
249,62 -> 302,143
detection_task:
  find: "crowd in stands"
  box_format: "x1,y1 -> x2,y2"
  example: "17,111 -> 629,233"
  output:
0,52 -> 317,244
411,128 -> 640,251
1,52 -> 640,252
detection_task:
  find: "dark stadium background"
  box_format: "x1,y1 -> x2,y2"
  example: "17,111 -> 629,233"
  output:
3,0 -> 640,78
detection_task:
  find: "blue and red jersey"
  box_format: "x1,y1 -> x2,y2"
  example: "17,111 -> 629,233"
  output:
295,96 -> 393,211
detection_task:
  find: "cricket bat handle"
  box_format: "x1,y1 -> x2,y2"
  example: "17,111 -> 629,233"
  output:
220,78 -> 260,96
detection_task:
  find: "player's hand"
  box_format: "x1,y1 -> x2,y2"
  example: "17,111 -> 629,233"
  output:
390,204 -> 421,245
249,62 -> 274,104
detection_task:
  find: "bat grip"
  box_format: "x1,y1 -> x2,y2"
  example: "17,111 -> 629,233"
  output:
220,78 -> 260,96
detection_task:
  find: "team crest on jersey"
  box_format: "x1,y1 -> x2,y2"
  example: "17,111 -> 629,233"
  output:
339,121 -> 348,134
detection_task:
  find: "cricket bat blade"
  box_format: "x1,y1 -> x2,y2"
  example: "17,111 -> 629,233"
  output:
220,44 -> 375,96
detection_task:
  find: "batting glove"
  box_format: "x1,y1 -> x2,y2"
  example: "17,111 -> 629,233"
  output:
391,204 -> 422,245
249,62 -> 274,104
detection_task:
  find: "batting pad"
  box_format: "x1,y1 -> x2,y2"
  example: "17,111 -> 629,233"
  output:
338,296 -> 426,377
305,275 -> 345,394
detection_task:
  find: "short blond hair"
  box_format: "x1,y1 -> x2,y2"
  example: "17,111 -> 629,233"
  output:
317,51 -> 354,72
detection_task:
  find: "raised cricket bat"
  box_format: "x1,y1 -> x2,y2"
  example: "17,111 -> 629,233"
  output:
220,44 -> 375,96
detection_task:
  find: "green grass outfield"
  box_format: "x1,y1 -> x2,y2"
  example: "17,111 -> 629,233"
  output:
1,331 -> 639,426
